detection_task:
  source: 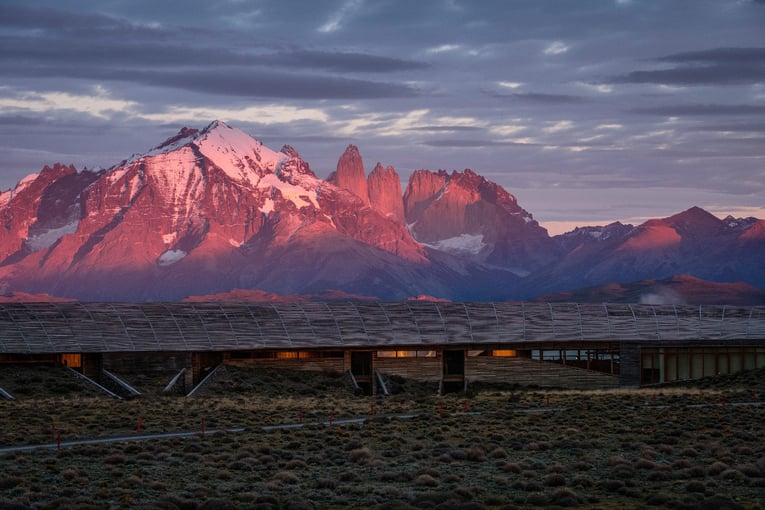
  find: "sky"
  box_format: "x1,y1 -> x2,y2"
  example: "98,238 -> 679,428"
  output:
1,0 -> 764,235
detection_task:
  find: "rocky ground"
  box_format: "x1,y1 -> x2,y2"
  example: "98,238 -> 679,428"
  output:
0,365 -> 763,509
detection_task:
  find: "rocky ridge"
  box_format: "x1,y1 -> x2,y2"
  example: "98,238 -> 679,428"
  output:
0,121 -> 762,303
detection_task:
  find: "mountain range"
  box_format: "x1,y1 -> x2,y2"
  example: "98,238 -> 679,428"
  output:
1,121 -> 763,304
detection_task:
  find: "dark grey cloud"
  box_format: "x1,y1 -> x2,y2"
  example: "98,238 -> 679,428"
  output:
614,65 -> 765,86
687,122 -> 765,133
658,47 -> 765,65
0,4 -> 429,103
259,50 -> 429,73
489,92 -> 587,104
5,61 -> 420,99
0,5 -> 135,32
420,139 -> 537,148
0,115 -> 43,126
630,104 -> 765,116
0,34 -> 427,74
146,68 -> 417,100
612,47 -> 765,86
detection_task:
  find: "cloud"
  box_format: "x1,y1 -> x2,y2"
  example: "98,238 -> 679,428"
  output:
687,122 -> 765,133
614,65 -> 765,86
0,33 -> 427,75
489,124 -> 527,137
420,139 -> 537,148
498,81 -> 523,89
0,89 -> 137,119
543,120 -> 575,133
657,47 -> 765,65
139,105 -> 330,125
577,82 -> 613,94
0,4 -> 140,34
6,63 -> 421,100
612,47 -> 765,85
426,44 -> 462,54
630,104 -> 765,116
318,0 -> 364,33
490,92 -> 586,104
333,109 -> 486,138
335,109 -> 430,137
405,125 -> 483,132
262,50 -> 428,73
639,291 -> 687,306
544,41 -> 569,55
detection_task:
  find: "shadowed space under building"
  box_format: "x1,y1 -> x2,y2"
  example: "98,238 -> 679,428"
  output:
0,301 -> 764,396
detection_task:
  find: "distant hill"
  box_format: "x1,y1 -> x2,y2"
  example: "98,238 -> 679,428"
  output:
536,274 -> 765,305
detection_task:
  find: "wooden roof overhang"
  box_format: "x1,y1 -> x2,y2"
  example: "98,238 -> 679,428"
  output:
0,302 -> 763,354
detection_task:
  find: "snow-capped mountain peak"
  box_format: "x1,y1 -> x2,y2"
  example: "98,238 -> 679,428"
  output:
193,121 -> 287,185
0,121 -> 761,302
133,120 -> 288,188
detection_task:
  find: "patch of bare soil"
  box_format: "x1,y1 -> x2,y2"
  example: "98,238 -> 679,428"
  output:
0,365 -> 763,509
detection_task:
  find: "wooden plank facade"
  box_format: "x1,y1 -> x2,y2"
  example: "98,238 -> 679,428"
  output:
0,302 -> 763,390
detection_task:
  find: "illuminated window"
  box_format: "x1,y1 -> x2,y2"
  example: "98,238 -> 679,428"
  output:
276,351 -> 298,359
492,350 -> 517,357
60,353 -> 82,368
377,350 -> 436,358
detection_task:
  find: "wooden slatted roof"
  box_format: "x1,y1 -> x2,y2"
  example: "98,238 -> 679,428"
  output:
0,302 -> 763,354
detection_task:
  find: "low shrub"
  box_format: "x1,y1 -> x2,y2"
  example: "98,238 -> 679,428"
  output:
549,487 -> 579,507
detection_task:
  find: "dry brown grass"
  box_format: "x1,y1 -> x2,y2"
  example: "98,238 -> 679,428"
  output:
0,365 -> 764,508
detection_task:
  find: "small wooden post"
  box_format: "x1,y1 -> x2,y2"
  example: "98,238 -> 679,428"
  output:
439,403 -> 444,418
135,418 -> 143,433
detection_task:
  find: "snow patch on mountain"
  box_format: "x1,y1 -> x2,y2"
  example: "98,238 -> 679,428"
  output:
158,249 -> 187,266
425,234 -> 486,255
258,174 -> 318,209
25,220 -> 79,251
259,197 -> 275,215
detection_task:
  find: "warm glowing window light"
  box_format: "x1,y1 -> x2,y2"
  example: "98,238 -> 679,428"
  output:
492,350 -> 517,357
60,353 -> 82,368
377,350 -> 436,358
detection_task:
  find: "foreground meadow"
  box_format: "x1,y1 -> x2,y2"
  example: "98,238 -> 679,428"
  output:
1,366 -> 764,509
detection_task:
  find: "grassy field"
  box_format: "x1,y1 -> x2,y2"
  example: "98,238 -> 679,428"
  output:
1,365 -> 764,509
